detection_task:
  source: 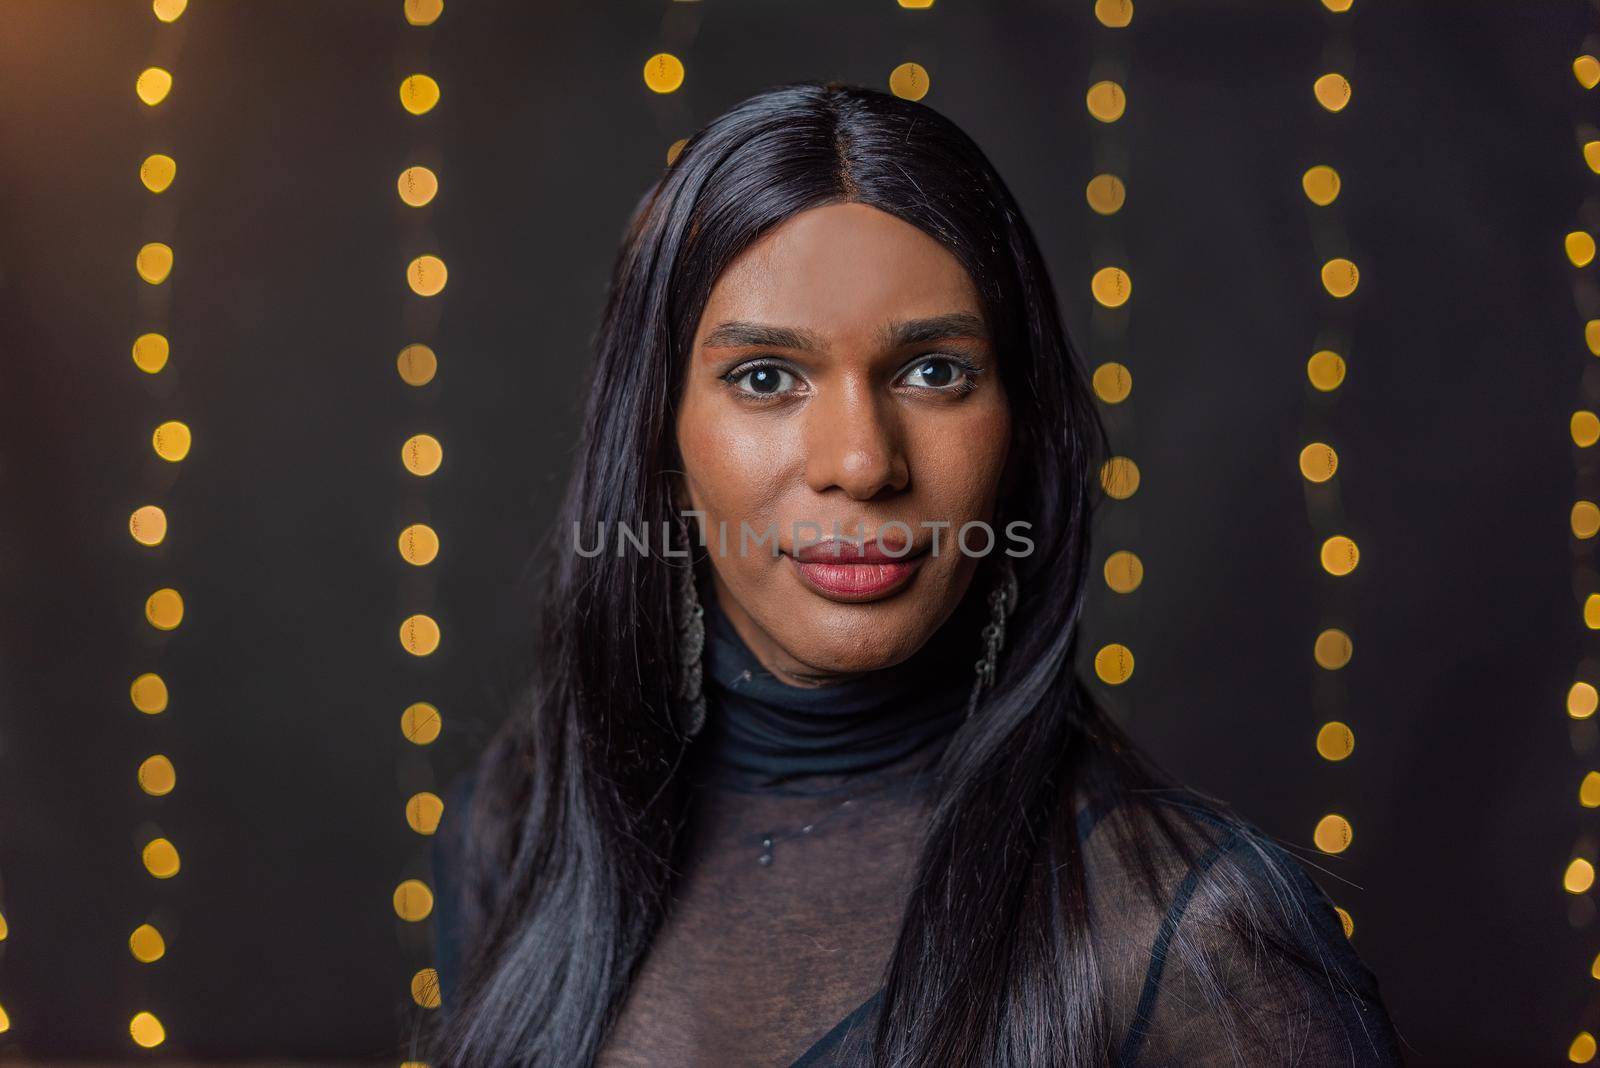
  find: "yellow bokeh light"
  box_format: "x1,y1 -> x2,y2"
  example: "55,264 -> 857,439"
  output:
402,433 -> 444,476
1569,681 -> 1597,720
1103,549 -> 1143,593
1575,411 -> 1600,447
0,1000 -> 8,1034
404,0 -> 444,25
1302,164 -> 1341,206
395,878 -> 436,921
1298,442 -> 1338,483
152,0 -> 187,21
644,53 -> 685,94
0,909 -> 7,940
888,62 -> 930,101
133,333 -> 170,374
140,154 -> 177,193
1312,814 -> 1352,854
1094,642 -> 1134,685
129,923 -> 166,963
1588,321 -> 1600,355
1313,628 -> 1352,670
406,791 -> 445,835
1313,72 -> 1351,112
1091,361 -> 1131,403
398,166 -> 439,207
898,0 -> 935,8
402,701 -> 443,745
1574,501 -> 1600,539
1091,266 -> 1131,307
399,523 -> 440,566
1585,142 -> 1600,176
400,74 -> 441,115
142,837 -> 181,879
138,754 -> 176,797
397,343 -> 438,386
1085,173 -> 1126,215
145,588 -> 184,631
1320,535 -> 1359,576
1569,231 -> 1597,268
1567,857 -> 1596,894
412,967 -> 442,1009
135,67 -> 173,106
1574,1031 -> 1598,1064
130,1010 -> 166,1048
1577,55 -> 1600,90
153,420 -> 192,462
137,242 -> 174,285
1316,721 -> 1355,761
1581,772 -> 1600,809
1333,904 -> 1354,938
407,254 -> 448,296
1099,455 -> 1139,500
1094,0 -> 1133,28
1307,349 -> 1346,391
1585,594 -> 1600,630
1086,80 -> 1126,123
131,672 -> 169,715
1321,0 -> 1353,10
130,505 -> 167,547
666,137 -> 689,166
1320,257 -> 1359,298
401,614 -> 442,657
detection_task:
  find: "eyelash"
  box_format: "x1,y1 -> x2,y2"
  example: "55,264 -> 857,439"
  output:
719,354 -> 983,402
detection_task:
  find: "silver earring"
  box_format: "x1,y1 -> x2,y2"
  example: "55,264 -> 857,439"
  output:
672,512 -> 708,739
968,555 -> 1019,716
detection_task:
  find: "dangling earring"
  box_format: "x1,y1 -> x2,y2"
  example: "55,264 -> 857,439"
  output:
672,510 -> 708,739
968,555 -> 1019,717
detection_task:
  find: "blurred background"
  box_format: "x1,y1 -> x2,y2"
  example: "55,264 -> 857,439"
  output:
0,0 -> 1594,1063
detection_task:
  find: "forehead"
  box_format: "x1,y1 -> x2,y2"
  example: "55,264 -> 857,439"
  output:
695,202 -> 983,345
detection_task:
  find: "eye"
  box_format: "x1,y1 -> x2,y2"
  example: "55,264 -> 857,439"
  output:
900,356 -> 971,391
725,363 -> 800,397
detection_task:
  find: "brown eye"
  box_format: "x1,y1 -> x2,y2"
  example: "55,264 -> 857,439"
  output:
728,364 -> 798,396
902,357 -> 965,390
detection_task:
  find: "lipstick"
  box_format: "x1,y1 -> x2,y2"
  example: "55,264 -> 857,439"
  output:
787,536 -> 926,603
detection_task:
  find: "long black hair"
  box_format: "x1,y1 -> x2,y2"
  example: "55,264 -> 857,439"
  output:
421,80 -> 1379,1067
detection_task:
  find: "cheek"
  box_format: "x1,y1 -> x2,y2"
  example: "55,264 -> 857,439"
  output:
675,393 -> 791,522
912,403 -> 1011,520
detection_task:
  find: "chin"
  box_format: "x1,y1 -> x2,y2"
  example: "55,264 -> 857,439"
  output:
780,597 -> 941,675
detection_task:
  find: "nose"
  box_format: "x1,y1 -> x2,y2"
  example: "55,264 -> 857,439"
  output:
802,375 -> 910,500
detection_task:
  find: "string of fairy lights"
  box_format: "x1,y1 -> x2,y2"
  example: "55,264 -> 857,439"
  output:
393,0 -> 449,1047
1565,36 -> 1600,1068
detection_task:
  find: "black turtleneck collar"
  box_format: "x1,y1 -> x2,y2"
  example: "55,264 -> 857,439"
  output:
688,588 -> 978,792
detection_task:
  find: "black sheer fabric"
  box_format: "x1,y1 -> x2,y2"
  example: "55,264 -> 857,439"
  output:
432,596 -> 1404,1066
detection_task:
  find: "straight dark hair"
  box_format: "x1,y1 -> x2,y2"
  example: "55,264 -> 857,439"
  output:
420,80 -> 1372,1066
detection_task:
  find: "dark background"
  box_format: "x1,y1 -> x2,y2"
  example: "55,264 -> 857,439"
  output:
0,0 -> 1591,1063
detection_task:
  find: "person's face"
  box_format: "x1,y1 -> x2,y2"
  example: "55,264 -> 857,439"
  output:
675,201 -> 1011,685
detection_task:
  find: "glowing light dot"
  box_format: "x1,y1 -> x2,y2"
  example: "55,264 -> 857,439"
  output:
1312,814 -> 1352,854
1577,501 -> 1600,539
1302,164 -> 1341,206
401,701 -> 443,745
1575,682 -> 1600,720
396,343 -> 438,386
400,74 -> 441,115
1316,721 -> 1355,761
1085,173 -> 1126,215
406,791 -> 445,835
133,333 -> 170,374
888,62 -> 930,101
135,68 -> 172,106
142,837 -> 181,879
643,53 -> 685,94
407,254 -> 448,296
137,242 -> 174,285
666,138 -> 689,165
1085,80 -> 1126,123
130,1010 -> 166,1048
1307,349 -> 1346,391
399,523 -> 440,566
130,505 -> 167,547
404,0 -> 444,25
129,923 -> 166,963
1091,361 -> 1132,403
152,420 -> 192,461
1298,442 -> 1338,483
1091,266 -> 1131,307
1575,1031 -> 1599,1064
400,613 -> 442,657
1103,550 -> 1143,593
1313,72 -> 1351,112
1313,628 -> 1352,670
398,166 -> 439,207
1577,412 -> 1600,447
140,154 -> 177,193
897,0 -> 934,7
1320,257 -> 1359,298
412,967 -> 442,1009
152,0 -> 187,21
0,1001 -> 8,1034
1094,0 -> 1133,28
1577,55 -> 1600,90
1592,951 -> 1600,979
1319,535 -> 1359,576
1585,142 -> 1600,176
145,588 -> 184,631
0,910 -> 7,941
402,433 -> 444,477
1333,905 -> 1354,938
138,754 -> 176,796
1588,321 -> 1600,355
1570,231 -> 1597,267
1099,455 -> 1139,500
1094,642 -> 1134,685
395,878 -> 436,921
1585,595 -> 1600,630
1581,772 -> 1600,809
1567,857 -> 1597,894
131,673 -> 169,715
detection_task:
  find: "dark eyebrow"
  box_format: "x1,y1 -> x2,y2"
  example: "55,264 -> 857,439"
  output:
700,313 -> 988,352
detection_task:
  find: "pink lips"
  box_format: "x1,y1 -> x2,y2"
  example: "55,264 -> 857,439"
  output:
788,537 -> 926,602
